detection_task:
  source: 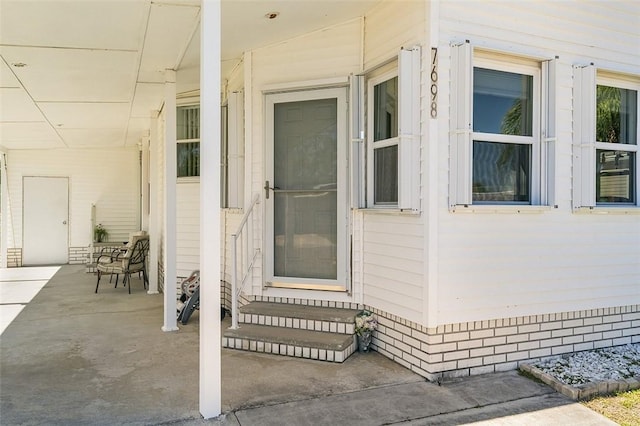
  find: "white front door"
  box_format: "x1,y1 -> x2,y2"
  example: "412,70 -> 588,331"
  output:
265,88 -> 348,291
23,176 -> 69,265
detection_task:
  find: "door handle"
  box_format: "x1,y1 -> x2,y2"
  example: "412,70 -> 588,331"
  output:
264,180 -> 280,199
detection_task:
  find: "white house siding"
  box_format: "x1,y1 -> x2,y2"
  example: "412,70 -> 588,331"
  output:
359,1 -> 427,324
246,19 -> 362,297
176,182 -> 200,278
434,1 -> 640,325
6,148 -> 139,265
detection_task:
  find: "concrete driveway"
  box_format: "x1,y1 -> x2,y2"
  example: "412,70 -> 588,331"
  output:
0,265 -> 615,425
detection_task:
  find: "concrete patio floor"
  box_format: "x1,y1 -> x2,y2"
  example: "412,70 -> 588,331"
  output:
0,265 -> 615,425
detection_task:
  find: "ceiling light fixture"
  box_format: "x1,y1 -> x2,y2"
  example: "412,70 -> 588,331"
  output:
12,62 -> 27,68
265,12 -> 279,20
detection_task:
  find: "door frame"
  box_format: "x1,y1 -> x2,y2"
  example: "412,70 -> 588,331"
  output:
264,87 -> 349,292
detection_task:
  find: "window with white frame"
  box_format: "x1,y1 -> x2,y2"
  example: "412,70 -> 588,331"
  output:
359,46 -> 421,211
450,42 -> 555,207
369,72 -> 399,205
177,104 -> 200,178
595,80 -> 637,204
573,66 -> 639,208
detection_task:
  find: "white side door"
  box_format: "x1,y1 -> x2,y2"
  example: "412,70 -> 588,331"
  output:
265,87 -> 349,291
23,176 -> 69,265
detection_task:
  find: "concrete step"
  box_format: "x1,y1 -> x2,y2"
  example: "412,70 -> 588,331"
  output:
223,323 -> 357,363
238,302 -> 359,334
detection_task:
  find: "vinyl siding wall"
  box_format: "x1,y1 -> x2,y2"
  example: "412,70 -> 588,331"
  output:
435,0 -> 640,325
360,0 -> 427,324
5,148 -> 139,253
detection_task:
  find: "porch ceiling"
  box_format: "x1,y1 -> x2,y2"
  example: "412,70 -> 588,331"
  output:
0,0 -> 380,151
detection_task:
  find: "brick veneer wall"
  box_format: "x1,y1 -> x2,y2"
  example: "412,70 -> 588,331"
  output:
69,246 -> 87,264
370,305 -> 640,381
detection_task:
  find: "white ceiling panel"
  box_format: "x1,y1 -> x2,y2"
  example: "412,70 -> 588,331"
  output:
0,0 -> 149,50
58,128 -> 126,147
38,102 -> 130,129
0,122 -> 63,147
0,46 -> 138,102
131,83 -> 165,118
137,3 -> 200,83
0,60 -> 20,88
0,88 -> 45,122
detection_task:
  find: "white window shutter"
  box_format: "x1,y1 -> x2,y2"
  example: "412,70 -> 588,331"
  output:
398,46 -> 421,212
350,74 -> 365,209
449,41 -> 472,207
542,58 -> 557,207
227,91 -> 245,208
572,64 -> 596,209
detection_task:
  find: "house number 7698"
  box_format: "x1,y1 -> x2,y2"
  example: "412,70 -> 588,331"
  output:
430,47 -> 438,119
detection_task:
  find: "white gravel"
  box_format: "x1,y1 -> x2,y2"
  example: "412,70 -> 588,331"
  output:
532,343 -> 640,386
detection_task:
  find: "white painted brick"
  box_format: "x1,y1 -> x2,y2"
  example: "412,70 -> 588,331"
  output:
562,319 -> 583,328
265,342 -> 272,353
518,324 -> 540,333
293,318 -> 300,329
318,349 -> 327,361
444,350 -> 469,361
403,352 -> 421,367
470,329 -> 494,339
279,318 -> 286,327
457,339 -> 484,350
603,330 -> 622,339
613,337 -> 632,346
395,323 -> 412,335
495,326 -> 518,336
249,341 -> 257,351
327,351 -> 335,362
540,321 -> 563,331
551,328 -> 573,338
483,336 -> 506,346
335,352 -> 345,363
411,329 -> 429,343
594,323 -> 612,332
495,344 -> 518,354
573,342 -> 594,352
430,361 -> 458,372
622,327 -> 640,337
395,357 -> 412,369
594,339 -> 613,349
551,345 -> 573,355
529,348 -> 551,358
563,335 -> 583,345
540,338 -> 562,348
583,317 -> 603,326
300,319 -> 307,329
329,323 -> 337,333
322,322 -> 330,332
387,329 -> 404,341
622,312 -> 640,321
457,357 -> 483,369
430,342 -> 457,353
337,323 -> 346,334
257,341 -> 265,352
573,326 -> 593,335
413,350 -> 443,364
483,354 -> 506,365
507,351 -> 529,362
633,335 -> 640,344
495,362 -> 518,372
518,341 -> 539,351
395,340 -> 411,354
612,321 -> 631,330
603,315 -> 622,323
507,334 -> 529,344
443,332 -> 470,343
529,331 -> 552,340
311,348 -> 318,359
470,347 -> 493,357
583,332 -> 603,341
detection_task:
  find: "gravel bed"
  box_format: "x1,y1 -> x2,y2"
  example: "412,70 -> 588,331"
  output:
532,344 -> 640,386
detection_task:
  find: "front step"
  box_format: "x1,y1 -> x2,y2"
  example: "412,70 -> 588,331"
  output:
223,302 -> 360,363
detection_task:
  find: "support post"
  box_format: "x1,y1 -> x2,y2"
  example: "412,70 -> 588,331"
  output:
0,153 -> 8,268
199,0 -> 222,418
148,110 -> 160,294
162,70 -> 178,332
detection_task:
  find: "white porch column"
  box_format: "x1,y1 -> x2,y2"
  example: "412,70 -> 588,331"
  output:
199,0 -> 222,418
163,71 -> 178,332
148,111 -> 160,294
141,136 -> 150,232
0,152 -> 8,268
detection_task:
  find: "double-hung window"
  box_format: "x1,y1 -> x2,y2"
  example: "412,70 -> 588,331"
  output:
595,80 -> 637,205
450,42 -> 553,208
368,71 -> 399,205
573,66 -> 639,208
177,104 -> 200,178
358,46 -> 421,211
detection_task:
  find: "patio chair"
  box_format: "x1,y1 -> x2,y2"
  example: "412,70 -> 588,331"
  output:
95,234 -> 149,294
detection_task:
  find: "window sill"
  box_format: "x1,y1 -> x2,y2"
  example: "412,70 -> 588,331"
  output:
177,177 -> 200,183
450,204 -> 555,214
357,208 -> 420,216
573,206 -> 640,215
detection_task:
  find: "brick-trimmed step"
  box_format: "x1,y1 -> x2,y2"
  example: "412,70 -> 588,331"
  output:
238,302 -> 359,334
223,323 -> 357,363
